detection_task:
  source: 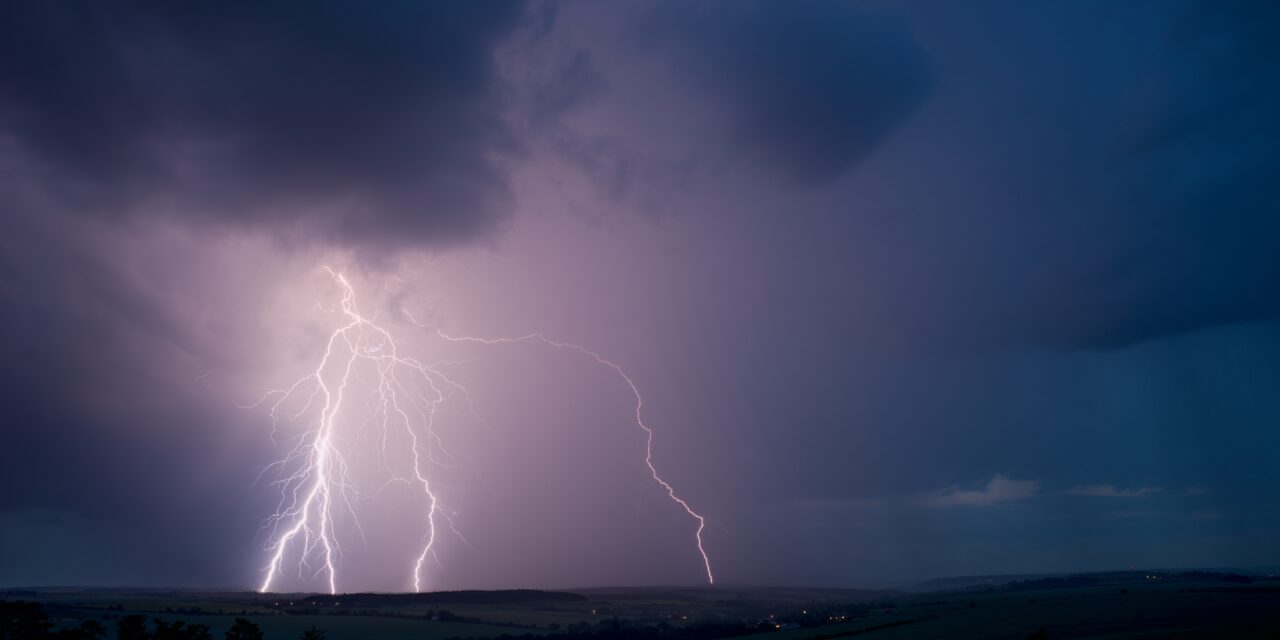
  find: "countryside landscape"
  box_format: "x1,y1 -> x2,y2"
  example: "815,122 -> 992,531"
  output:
2,1 -> 1277,638
7,570 -> 1280,639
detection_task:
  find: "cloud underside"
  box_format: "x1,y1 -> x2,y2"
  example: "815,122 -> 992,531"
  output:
0,1 -> 935,256
0,1 -> 527,251
0,2 -> 1274,353
645,0 -> 932,184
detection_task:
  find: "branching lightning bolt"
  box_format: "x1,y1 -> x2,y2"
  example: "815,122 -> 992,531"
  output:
253,269 -> 714,593
254,268 -> 461,594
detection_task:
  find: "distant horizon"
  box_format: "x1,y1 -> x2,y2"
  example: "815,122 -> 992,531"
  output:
8,564 -> 1279,595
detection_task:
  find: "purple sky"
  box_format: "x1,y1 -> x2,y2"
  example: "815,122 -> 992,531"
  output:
1,0 -> 1279,591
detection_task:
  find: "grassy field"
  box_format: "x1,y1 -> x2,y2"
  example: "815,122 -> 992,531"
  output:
737,579 -> 1280,639
43,607 -> 517,640
9,571 -> 1279,639
181,614 -> 515,640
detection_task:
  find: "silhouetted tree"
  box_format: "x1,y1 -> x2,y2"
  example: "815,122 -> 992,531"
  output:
153,619 -> 185,640
151,619 -> 213,640
225,618 -> 263,640
55,620 -> 108,640
299,626 -> 327,640
0,601 -> 53,640
0,603 -> 111,640
116,615 -> 150,640
84,620 -> 107,640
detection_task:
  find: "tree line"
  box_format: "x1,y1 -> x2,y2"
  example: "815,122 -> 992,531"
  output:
0,601 -> 325,640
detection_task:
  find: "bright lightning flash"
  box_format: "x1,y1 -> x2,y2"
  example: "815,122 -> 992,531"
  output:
253,269 -> 714,594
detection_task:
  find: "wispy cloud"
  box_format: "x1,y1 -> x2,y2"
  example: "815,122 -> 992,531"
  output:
919,474 -> 1039,508
1063,485 -> 1163,498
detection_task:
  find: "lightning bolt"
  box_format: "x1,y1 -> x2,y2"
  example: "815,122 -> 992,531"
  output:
423,328 -> 715,585
253,269 -> 714,594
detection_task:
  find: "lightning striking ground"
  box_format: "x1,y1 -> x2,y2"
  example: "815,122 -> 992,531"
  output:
253,270 -> 714,593
423,328 -> 715,585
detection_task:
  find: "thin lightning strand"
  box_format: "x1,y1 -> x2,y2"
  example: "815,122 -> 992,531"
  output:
423,327 -> 716,585
255,270 -> 714,594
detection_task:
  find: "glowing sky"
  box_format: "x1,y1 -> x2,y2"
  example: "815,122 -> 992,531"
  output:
1,1 -> 1278,590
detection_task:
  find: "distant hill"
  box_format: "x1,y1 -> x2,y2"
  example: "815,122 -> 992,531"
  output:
909,574 -> 1060,592
574,585 -> 900,604
304,589 -> 587,606
1003,570 -> 1266,591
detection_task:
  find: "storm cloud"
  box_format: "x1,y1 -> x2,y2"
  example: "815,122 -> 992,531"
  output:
643,0 -> 932,184
2,0 -> 1279,589
0,1 -> 526,251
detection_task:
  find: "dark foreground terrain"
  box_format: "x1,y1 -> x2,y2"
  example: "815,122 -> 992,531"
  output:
4,570 -> 1278,639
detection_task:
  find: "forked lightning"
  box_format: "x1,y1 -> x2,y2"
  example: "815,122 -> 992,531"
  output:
253,269 -> 713,594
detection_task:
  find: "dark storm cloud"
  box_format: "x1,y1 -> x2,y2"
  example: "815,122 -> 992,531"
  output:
0,199 -> 265,586
4,0 -> 1280,589
0,1 -> 526,251
1027,0 -> 1280,349
1083,0 -> 1280,348
825,0 -> 1280,352
643,0 -> 932,184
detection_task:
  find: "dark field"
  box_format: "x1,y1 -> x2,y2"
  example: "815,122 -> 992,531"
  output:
5,571 -> 1278,639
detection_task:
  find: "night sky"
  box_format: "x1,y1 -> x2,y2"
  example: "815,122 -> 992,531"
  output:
1,1 -> 1278,591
